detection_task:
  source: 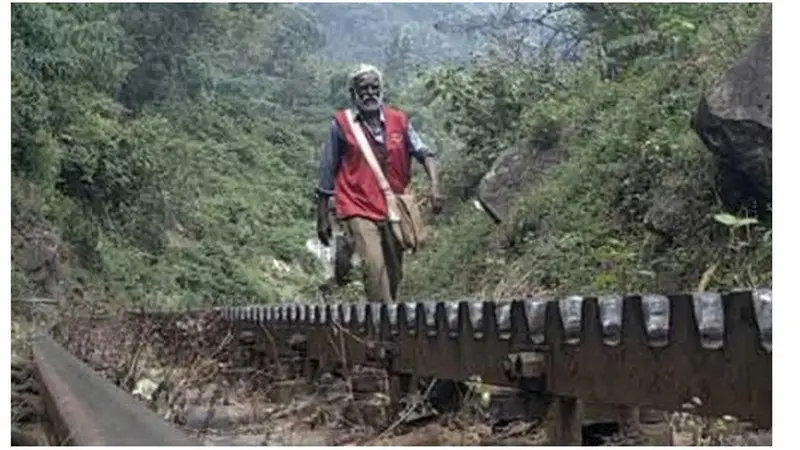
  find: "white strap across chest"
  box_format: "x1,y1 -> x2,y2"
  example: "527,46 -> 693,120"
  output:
343,108 -> 399,222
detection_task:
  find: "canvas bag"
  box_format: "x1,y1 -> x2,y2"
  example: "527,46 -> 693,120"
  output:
343,108 -> 428,252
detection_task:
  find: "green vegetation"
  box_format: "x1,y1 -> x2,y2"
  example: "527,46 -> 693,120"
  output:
402,3 -> 772,299
12,4 -> 332,308
11,3 -> 771,310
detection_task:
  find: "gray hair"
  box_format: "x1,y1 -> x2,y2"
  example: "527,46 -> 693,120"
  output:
348,63 -> 383,90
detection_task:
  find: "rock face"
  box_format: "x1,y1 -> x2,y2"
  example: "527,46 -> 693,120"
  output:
692,14 -> 772,221
477,143 -> 564,224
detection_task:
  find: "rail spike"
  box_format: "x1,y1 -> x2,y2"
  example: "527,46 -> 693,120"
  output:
445,301 -> 459,337
469,301 -> 483,334
287,304 -> 296,323
598,294 -> 623,345
641,293 -> 670,346
247,306 -> 256,322
405,302 -> 417,332
559,295 -> 583,344
495,302 -> 512,335
355,302 -> 367,328
692,292 -> 723,349
308,304 -> 317,325
525,298 -> 548,344
753,287 -> 772,349
341,303 -> 352,326
387,303 -> 398,332
423,301 -> 437,331
369,302 -> 381,330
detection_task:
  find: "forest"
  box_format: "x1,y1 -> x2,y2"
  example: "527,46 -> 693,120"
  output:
11,2 -> 771,310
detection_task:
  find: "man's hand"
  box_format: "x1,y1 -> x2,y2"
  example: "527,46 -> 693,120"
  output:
430,188 -> 444,215
316,197 -> 333,246
421,156 -> 443,215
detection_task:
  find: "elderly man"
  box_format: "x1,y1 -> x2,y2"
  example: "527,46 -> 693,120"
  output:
315,64 -> 443,303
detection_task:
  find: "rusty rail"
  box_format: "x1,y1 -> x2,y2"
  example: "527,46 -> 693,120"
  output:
218,289 -> 771,432
31,332 -> 200,446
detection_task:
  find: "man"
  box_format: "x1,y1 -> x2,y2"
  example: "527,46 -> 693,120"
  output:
315,64 -> 443,303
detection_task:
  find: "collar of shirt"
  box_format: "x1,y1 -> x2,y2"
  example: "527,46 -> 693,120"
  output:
353,106 -> 386,147
354,105 -> 386,124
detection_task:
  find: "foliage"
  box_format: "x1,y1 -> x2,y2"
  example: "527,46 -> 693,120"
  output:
11,3 -> 329,307
11,3 -> 771,310
402,3 -> 771,299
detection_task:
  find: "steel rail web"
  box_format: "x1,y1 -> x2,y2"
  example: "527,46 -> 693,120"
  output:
217,288 -> 772,429
31,332 -> 201,446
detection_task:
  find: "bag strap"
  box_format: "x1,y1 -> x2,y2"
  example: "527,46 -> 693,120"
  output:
343,108 -> 399,221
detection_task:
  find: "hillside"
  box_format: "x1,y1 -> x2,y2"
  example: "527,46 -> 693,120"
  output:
401,4 -> 772,299
11,3 -> 771,313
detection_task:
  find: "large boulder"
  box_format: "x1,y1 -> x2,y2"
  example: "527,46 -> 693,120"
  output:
477,143 -> 564,224
692,14 -> 772,221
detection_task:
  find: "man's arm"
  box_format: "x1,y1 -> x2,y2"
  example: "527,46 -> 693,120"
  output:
407,122 -> 441,194
316,119 -> 344,199
315,119 -> 344,246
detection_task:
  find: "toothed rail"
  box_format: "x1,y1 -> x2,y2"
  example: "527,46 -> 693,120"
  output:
218,289 -> 772,429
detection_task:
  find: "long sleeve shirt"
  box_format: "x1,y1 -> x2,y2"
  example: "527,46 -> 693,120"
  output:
315,108 -> 436,197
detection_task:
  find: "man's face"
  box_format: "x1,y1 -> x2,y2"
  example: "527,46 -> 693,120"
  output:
352,72 -> 382,113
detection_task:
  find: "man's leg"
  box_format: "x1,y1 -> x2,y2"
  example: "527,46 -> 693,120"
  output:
333,219 -> 356,287
380,223 -> 404,301
344,217 -> 393,303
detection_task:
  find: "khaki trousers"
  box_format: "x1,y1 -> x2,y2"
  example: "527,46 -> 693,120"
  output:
342,217 -> 403,303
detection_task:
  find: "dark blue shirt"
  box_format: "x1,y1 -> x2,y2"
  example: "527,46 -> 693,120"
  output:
316,108 -> 435,197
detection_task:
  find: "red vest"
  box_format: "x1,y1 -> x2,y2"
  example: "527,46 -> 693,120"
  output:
333,106 -> 412,221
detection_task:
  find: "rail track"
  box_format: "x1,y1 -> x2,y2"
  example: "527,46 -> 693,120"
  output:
30,288 -> 771,445
218,288 -> 772,443
30,332 -> 200,445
